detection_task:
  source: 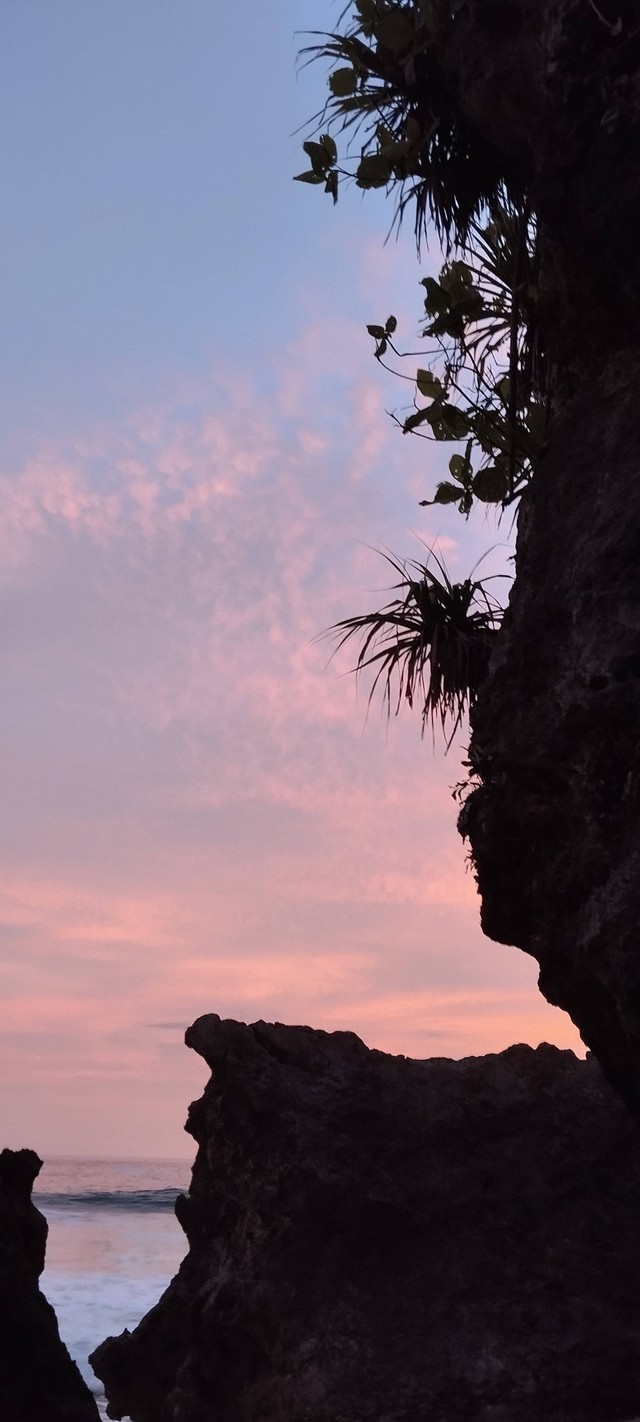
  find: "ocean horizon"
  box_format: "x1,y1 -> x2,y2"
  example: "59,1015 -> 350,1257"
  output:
35,1156 -> 193,1420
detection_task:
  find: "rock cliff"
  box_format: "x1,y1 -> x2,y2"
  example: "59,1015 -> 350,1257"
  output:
0,1147 -> 99,1421
93,1015 -> 640,1422
462,349 -> 640,1112
451,2 -> 640,1101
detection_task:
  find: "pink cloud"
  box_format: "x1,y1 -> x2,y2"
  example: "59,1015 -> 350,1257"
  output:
0,318 -> 579,1156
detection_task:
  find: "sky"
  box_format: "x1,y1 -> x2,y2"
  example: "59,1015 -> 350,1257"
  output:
0,1 -> 582,1159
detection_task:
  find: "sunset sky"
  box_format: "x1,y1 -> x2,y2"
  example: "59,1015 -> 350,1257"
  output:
0,0 -> 582,1160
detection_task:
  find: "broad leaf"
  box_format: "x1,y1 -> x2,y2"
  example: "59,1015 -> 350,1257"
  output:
449,453 -> 472,485
472,466 -> 510,502
294,170 -> 325,185
421,276 -> 449,316
354,0 -> 377,36
429,482 -> 464,505
403,407 -> 433,434
329,68 -> 357,97
356,153 -> 392,188
319,133 -> 337,163
324,169 -> 339,204
427,403 -> 471,440
473,409 -> 506,454
441,259 -> 473,291
303,140 -> 333,175
376,123 -> 396,150
416,368 -> 442,399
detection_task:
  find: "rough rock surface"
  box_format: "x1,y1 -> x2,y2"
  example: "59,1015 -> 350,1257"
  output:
451,2 -> 640,1101
462,349 -> 640,1112
93,1015 -> 640,1422
0,1147 -> 99,1421
441,0 -> 640,391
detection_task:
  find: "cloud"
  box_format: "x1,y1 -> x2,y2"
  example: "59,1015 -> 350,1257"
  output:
146,1022 -> 187,1031
0,319 -> 578,1155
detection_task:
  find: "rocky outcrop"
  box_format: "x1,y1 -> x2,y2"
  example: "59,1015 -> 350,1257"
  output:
93,1015 -> 640,1422
0,1147 -> 99,1421
450,1 -> 640,1101
462,348 -> 640,1112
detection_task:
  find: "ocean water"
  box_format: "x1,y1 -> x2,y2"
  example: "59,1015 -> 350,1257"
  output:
35,1157 -> 192,1421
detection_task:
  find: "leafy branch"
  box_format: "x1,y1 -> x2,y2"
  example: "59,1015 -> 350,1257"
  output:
367,204 -> 548,515
296,3 -> 548,517
299,0 -> 528,247
295,2 -> 549,736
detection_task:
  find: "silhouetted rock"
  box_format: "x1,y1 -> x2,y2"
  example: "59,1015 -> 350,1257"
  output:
450,0 -> 640,1103
462,348 -> 640,1115
93,1015 -> 640,1422
0,1147 -> 99,1421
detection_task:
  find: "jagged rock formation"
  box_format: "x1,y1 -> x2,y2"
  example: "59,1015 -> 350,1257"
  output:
457,5 -> 640,1103
93,1015 -> 640,1422
449,4 -> 640,1099
364,0 -> 640,1097
462,349 -> 640,1110
0,1147 -> 99,1422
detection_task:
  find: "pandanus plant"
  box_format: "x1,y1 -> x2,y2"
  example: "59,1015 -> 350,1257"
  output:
326,551 -> 502,743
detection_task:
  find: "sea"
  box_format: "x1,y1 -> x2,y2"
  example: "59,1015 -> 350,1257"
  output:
34,1157 -> 192,1421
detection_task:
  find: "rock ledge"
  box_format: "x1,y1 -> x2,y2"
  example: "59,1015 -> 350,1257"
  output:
93,1017 -> 640,1422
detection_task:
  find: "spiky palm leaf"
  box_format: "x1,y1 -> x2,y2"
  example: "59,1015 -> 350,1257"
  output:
325,551 -> 502,742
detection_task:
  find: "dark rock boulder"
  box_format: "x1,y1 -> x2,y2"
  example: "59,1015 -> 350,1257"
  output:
0,1147 -> 99,1421
93,1014 -> 640,1422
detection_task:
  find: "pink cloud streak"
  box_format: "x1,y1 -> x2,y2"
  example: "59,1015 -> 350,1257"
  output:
0,318 -> 582,1154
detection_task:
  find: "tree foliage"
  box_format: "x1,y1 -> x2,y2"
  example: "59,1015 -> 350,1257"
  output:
298,0 -> 527,247
368,205 -> 546,516
296,1 -> 549,738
